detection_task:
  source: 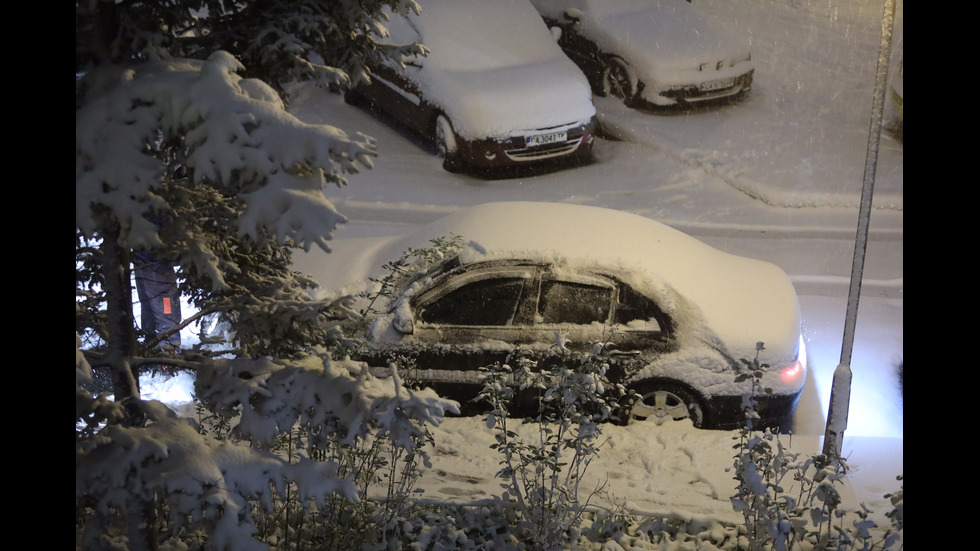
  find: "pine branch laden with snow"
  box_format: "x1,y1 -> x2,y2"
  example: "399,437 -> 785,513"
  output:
76,50 -> 377,264
74,3 -> 463,549
165,0 -> 428,93
193,350 -> 459,452
77,401 -> 282,551
238,0 -> 423,90
76,342 -> 459,550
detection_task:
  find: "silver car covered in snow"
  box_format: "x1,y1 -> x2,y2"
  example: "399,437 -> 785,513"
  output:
297,202 -> 806,430
529,0 -> 754,108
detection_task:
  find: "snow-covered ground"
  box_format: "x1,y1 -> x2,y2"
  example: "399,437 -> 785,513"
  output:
151,0 -> 902,536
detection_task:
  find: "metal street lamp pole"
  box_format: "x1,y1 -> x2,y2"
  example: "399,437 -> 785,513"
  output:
822,0 -> 897,462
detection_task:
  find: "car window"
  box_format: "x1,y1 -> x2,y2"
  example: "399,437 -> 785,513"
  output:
614,284 -> 663,331
418,277 -> 526,326
537,280 -> 613,324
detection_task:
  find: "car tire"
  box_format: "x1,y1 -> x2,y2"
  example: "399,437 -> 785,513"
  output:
601,57 -> 637,106
434,114 -> 462,172
628,382 -> 705,428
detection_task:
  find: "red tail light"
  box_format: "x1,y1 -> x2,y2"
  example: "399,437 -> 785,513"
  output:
780,360 -> 803,383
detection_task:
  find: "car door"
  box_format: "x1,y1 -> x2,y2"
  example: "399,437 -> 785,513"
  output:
409,262 -> 542,372
406,262 -> 672,371
529,272 -> 617,356
379,260 -> 673,410
530,270 -> 672,363
363,12 -> 433,134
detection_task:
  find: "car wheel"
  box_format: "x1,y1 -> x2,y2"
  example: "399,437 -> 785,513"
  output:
434,114 -> 462,172
629,383 -> 704,428
601,58 -> 636,105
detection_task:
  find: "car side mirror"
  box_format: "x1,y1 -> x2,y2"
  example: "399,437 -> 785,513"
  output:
563,8 -> 583,23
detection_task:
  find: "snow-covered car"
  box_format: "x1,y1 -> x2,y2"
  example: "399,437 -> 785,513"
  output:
528,0 -> 754,108
300,202 -> 806,430
347,0 -> 597,172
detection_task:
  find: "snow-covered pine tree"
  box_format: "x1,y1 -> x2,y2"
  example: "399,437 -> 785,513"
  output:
76,2 -> 453,549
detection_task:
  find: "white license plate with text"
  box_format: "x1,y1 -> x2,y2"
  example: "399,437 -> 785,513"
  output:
526,131 -> 567,147
699,77 -> 735,92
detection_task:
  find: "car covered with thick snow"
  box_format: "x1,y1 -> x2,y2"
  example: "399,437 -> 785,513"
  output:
529,0 -> 754,108
347,0 -> 597,172
296,202 -> 806,430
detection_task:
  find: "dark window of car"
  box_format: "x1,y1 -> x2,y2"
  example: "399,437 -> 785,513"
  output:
537,280 -> 613,324
614,284 -> 665,332
418,277 -> 526,326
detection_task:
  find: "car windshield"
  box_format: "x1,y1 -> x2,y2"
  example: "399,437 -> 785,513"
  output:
412,1 -> 562,71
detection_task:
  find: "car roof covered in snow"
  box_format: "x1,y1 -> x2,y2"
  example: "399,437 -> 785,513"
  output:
350,202 -> 801,353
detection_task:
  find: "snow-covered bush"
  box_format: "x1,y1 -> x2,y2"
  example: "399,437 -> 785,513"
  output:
728,346 -> 903,551
76,340 -> 457,550
383,503 -> 524,551
75,2 -> 453,549
476,336 -> 631,551
358,233 -> 465,318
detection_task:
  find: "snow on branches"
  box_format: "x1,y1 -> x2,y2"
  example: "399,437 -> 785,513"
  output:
76,344 -> 459,550
193,350 -> 459,451
76,50 -> 377,257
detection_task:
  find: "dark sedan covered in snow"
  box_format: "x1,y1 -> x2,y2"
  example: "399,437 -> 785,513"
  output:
346,0 -> 597,172
529,0 -> 754,108
295,202 -> 807,430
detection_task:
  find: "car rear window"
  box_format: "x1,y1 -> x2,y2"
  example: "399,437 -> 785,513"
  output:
614,284 -> 665,330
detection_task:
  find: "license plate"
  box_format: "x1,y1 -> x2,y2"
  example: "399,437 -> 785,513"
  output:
699,77 -> 735,92
526,131 -> 567,147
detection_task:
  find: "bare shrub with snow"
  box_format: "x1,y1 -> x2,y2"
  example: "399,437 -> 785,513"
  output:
728,351 -> 903,551
476,338 -> 631,551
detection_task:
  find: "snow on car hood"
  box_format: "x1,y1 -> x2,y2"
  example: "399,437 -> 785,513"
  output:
423,60 -> 595,139
405,0 -> 595,138
574,1 -> 751,72
365,202 -> 801,363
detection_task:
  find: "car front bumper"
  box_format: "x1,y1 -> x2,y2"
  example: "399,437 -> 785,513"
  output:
644,70 -> 754,106
457,118 -> 597,168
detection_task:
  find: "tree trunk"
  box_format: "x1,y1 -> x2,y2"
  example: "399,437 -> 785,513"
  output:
101,223 -> 145,426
